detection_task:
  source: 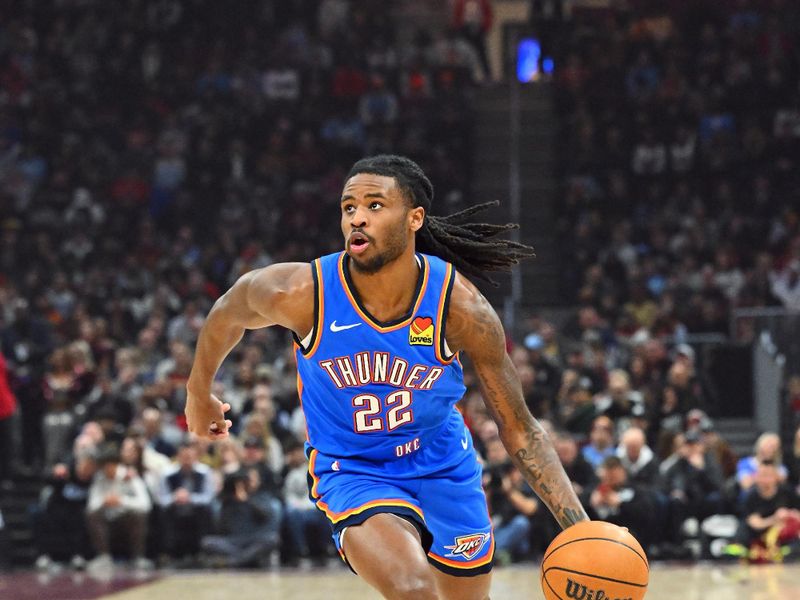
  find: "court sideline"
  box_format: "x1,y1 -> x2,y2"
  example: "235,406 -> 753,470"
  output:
96,562 -> 800,600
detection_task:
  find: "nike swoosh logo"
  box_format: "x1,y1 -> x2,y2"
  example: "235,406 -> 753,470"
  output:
330,320 -> 362,332
461,434 -> 469,450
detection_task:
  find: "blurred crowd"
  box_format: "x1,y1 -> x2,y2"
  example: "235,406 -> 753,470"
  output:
539,0 -> 800,562
473,325 -> 800,563
0,0 -> 799,574
554,0 -> 800,337
0,0 -> 480,571
540,0 -> 800,563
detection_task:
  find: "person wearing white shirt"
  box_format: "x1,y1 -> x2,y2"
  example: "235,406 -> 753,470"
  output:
86,446 -> 152,570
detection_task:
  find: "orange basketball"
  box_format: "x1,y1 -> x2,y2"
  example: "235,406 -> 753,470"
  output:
540,521 -> 649,600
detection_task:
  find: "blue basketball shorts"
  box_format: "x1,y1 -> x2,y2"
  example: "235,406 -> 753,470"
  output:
306,447 -> 494,577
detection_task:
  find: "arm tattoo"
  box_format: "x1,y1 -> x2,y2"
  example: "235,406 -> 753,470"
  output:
561,507 -> 585,527
508,403 -> 588,529
453,287 -> 588,530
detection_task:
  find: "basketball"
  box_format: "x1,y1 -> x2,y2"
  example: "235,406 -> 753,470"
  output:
541,521 -> 649,600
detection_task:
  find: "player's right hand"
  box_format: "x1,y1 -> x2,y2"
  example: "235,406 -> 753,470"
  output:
185,391 -> 232,440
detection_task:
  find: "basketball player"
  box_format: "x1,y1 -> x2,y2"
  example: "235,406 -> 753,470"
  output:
186,155 -> 588,599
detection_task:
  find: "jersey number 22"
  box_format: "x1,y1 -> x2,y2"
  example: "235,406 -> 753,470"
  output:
352,390 -> 413,433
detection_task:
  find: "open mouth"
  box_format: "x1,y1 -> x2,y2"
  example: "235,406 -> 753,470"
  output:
348,232 -> 371,254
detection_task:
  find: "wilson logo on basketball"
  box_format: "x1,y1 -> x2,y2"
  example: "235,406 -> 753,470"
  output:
444,532 -> 490,560
565,578 -> 631,600
409,316 -> 434,346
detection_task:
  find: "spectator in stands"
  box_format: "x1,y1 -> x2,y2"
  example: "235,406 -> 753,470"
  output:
553,431 -> 597,497
125,425 -> 172,488
76,421 -> 105,454
771,260 -> 800,311
221,363 -> 252,421
243,383 -> 289,465
136,329 -> 165,384
489,460 -> 540,565
240,435 -> 283,528
582,416 -> 616,469
666,359 -> 702,415
2,298 -> 52,469
617,427 -> 659,487
653,385 -> 683,438
732,461 -> 800,561
201,469 -> 279,568
563,342 -> 603,394
517,360 -> 548,419
451,0 -> 493,80
166,300 -> 206,347
86,445 -> 152,571
119,434 -> 160,498
141,407 -> 177,458
583,455 -> 658,550
82,373 -> 134,435
93,405 -> 128,447
737,433 -> 789,493
154,341 -> 193,413
0,353 -> 17,482
216,437 -> 245,478
595,370 -> 644,431
34,451 -> 96,571
523,333 -> 562,410
158,439 -> 215,564
659,429 -> 724,523
698,420 -> 738,481
66,341 -> 97,398
556,370 -> 596,435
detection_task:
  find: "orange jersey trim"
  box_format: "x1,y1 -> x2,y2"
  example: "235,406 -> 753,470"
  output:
427,537 -> 495,569
434,261 -> 457,365
315,497 -> 425,525
307,448 -> 321,499
302,259 -> 325,358
294,364 -> 303,401
293,363 -> 309,442
337,252 -> 430,333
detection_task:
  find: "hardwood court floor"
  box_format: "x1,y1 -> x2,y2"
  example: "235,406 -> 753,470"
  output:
102,562 -> 800,600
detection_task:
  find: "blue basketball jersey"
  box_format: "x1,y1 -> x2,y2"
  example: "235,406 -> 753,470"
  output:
294,251 -> 468,476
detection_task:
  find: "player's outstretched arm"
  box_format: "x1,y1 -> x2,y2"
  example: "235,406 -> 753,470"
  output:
186,262 -> 314,439
447,274 -> 589,529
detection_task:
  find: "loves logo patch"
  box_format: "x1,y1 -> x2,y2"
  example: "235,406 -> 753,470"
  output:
409,316 -> 434,346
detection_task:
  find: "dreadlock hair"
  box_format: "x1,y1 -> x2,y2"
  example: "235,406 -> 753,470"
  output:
346,155 -> 536,286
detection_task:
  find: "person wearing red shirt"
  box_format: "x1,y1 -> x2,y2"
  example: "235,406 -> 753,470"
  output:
0,353 -> 18,482
452,0 -> 493,80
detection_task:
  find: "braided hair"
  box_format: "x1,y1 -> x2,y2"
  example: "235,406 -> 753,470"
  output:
346,155 -> 535,285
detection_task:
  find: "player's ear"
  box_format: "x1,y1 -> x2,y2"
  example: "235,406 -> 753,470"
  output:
409,206 -> 425,232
